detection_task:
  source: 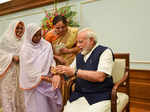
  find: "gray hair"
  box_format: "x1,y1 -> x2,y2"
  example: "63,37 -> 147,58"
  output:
78,28 -> 97,43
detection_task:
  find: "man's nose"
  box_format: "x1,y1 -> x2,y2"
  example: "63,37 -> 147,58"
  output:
77,43 -> 82,48
76,42 -> 79,47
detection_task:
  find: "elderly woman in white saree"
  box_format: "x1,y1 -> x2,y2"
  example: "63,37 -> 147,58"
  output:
19,23 -> 62,112
0,20 -> 25,112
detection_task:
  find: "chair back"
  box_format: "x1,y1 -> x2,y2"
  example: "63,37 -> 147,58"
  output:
112,53 -> 129,93
112,59 -> 126,83
111,53 -> 130,112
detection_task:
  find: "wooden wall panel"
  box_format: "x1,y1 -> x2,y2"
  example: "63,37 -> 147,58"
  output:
129,69 -> 150,111
0,0 -> 65,16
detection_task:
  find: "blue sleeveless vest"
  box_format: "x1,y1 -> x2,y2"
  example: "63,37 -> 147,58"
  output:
69,45 -> 114,105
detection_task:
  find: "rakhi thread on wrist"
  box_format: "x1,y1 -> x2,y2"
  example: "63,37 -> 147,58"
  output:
41,76 -> 52,83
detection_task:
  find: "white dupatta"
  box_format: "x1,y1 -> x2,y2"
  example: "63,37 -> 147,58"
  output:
19,23 -> 54,90
0,20 -> 24,76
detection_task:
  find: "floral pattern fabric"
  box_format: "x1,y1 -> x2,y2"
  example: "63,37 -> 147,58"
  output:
0,62 -> 25,112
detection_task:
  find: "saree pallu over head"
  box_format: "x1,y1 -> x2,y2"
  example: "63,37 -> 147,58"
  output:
0,20 -> 24,77
19,23 -> 54,90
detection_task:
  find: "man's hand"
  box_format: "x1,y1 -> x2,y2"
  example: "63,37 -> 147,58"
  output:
52,75 -> 61,89
55,65 -> 75,77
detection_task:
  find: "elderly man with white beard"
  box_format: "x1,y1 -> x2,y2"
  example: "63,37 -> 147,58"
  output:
55,28 -> 114,112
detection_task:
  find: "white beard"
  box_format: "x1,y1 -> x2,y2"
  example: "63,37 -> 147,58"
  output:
81,49 -> 90,55
81,40 -> 91,55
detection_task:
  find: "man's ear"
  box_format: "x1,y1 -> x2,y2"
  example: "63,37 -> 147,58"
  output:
90,37 -> 95,44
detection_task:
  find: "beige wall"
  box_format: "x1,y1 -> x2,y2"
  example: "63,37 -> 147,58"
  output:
0,0 -> 150,70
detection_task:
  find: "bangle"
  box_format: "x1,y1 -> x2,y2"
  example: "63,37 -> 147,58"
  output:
74,69 -> 78,77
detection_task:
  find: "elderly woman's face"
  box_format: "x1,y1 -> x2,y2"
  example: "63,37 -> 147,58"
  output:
15,21 -> 25,39
53,21 -> 68,36
32,29 -> 42,43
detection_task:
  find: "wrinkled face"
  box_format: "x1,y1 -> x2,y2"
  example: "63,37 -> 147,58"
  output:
15,21 -> 25,39
32,29 -> 42,43
76,32 -> 91,54
53,21 -> 68,36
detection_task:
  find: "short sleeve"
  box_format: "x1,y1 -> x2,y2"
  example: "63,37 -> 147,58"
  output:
70,57 -> 76,70
97,49 -> 114,76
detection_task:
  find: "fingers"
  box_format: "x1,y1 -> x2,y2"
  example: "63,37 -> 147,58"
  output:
56,65 -> 64,69
60,48 -> 68,54
55,65 -> 66,74
52,75 -> 61,90
55,65 -> 74,77
52,80 -> 59,89
52,81 -> 56,90
52,79 -> 56,90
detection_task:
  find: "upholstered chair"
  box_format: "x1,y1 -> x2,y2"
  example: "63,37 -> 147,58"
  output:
66,53 -> 130,112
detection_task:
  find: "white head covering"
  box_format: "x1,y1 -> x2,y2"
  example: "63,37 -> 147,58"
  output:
0,20 -> 24,76
19,23 -> 54,89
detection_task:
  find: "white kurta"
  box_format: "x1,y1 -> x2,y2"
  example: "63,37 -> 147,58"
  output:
64,44 -> 114,112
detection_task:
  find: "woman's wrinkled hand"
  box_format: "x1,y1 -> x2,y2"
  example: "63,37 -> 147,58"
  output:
59,48 -> 70,54
52,75 -> 61,89
54,55 -> 66,65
